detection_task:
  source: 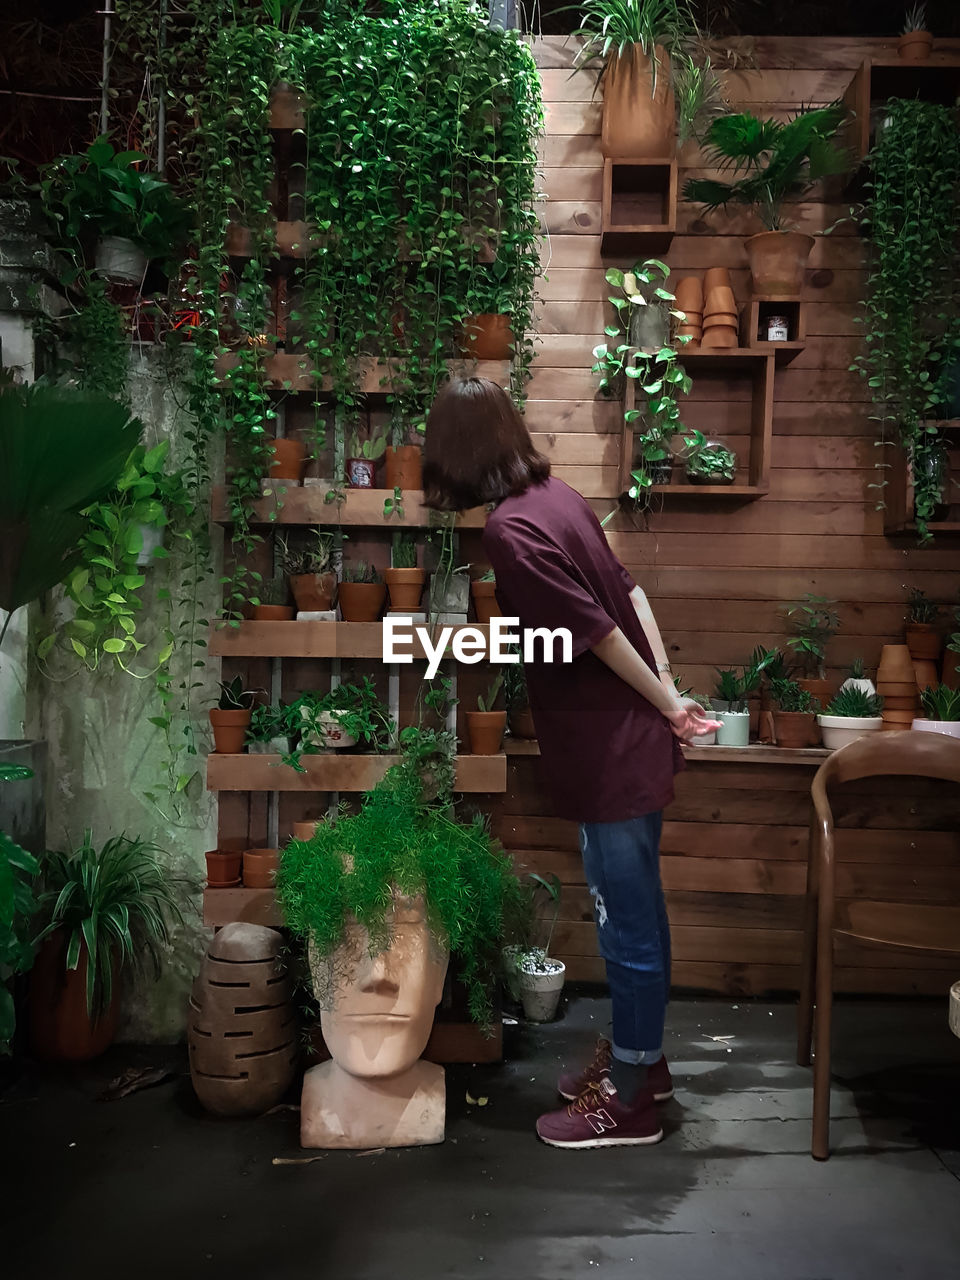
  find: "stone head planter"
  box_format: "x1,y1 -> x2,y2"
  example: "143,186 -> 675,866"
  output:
302,898 -> 448,1148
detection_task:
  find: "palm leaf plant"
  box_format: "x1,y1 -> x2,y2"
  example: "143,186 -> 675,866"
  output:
35,832 -> 183,1020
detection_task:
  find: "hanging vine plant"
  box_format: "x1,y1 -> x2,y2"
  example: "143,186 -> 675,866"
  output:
853,98 -> 960,542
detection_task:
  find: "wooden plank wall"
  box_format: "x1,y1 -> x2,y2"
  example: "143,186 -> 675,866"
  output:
488,35 -> 960,997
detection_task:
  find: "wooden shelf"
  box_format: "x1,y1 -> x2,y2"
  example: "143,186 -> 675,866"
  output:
213,354 -> 510,395
600,158 -> 677,257
843,57 -> 960,167
211,486 -> 488,528
204,886 -> 281,928
739,298 -> 805,364
209,620 -> 491,658
207,752 -> 507,793
225,220 -> 319,259
650,483 -> 765,498
881,433 -> 959,536
504,739 -> 829,765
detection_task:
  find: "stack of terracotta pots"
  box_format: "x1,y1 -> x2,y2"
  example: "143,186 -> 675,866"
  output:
905,617 -> 942,693
674,277 -> 703,349
701,268 -> 738,349
876,644 -> 920,731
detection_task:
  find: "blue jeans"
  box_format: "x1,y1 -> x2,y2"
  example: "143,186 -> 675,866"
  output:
579,812 -> 670,1066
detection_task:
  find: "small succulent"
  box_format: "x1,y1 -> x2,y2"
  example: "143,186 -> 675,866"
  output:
907,587 -> 939,625
919,684 -> 960,721
342,560 -> 379,584
216,676 -> 259,711
824,686 -> 884,717
902,2 -> 928,33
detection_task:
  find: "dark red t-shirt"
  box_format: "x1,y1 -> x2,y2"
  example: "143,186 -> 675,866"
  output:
482,476 -> 683,822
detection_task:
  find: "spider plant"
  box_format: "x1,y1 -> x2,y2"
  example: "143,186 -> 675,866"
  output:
572,0 -> 695,91
36,832 -> 182,1019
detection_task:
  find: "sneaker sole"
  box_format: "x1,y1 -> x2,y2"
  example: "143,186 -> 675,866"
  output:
538,1128 -> 664,1149
558,1086 -> 674,1103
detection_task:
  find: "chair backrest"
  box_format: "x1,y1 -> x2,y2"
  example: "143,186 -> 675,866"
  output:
811,729 -> 960,825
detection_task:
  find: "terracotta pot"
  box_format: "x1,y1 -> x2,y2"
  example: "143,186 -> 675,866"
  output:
898,30 -> 932,61
508,705 -> 537,739
253,604 -> 294,621
384,568 -> 426,611
877,684 -> 920,698
882,709 -> 918,725
466,710 -> 507,755
289,572 -> 337,612
705,285 -> 736,314
471,580 -> 501,624
29,933 -> 119,1062
243,848 -> 279,889
292,820 -> 318,841
745,230 -> 815,296
701,328 -> 738,349
268,437 -> 306,482
906,623 -> 942,662
882,695 -> 920,710
773,710 -> 818,749
384,445 -> 423,491
912,657 -> 939,692
703,313 -> 738,330
674,278 -> 703,312
878,643 -> 916,683
600,44 -> 675,158
346,457 -> 376,488
796,678 -> 833,711
943,650 -> 960,690
338,581 -> 386,622
205,849 -> 242,887
457,314 -> 514,361
209,707 -> 252,753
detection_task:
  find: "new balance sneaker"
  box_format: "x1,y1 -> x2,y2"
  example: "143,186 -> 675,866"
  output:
537,1077 -> 663,1149
557,1038 -> 674,1103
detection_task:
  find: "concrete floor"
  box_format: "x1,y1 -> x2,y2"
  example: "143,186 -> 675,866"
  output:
3,993 -> 960,1280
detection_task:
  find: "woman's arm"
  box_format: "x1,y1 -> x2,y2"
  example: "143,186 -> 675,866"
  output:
627,584 -> 673,688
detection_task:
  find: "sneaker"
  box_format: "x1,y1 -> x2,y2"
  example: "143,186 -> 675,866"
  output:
557,1039 -> 674,1103
537,1077 -> 663,1149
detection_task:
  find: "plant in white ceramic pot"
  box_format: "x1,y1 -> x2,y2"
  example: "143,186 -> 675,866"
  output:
913,685 -> 960,739
818,686 -> 884,751
505,873 -> 565,1023
840,656 -> 877,699
713,648 -> 777,746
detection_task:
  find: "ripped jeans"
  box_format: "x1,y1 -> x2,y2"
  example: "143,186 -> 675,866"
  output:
579,812 -> 669,1066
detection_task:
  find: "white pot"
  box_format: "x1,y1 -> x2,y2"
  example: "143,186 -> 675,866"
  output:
817,714 -> 883,751
135,523 -> 164,567
840,676 -> 876,698
695,729 -> 717,746
911,718 -> 960,740
517,957 -> 565,1023
950,981 -> 960,1040
301,706 -> 357,750
95,235 -> 148,284
716,709 -> 749,747
429,572 -> 469,615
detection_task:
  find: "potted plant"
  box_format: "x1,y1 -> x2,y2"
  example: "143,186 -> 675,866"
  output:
210,677 -> 260,753
40,137 -> 190,283
684,104 -> 847,295
840,656 -> 877,699
713,648 -> 777,746
768,677 -> 820,747
246,702 -> 294,755
905,588 -> 942,662
471,568 -> 501,624
252,575 -> 294,621
338,562 -> 386,622
296,679 -> 394,758
279,530 -> 337,613
687,691 -> 717,744
899,3 -> 932,60
504,657 -> 536,740
204,848 -> 242,888
783,593 -> 839,706
459,260 -> 516,361
913,685 -> 960,739
384,439 -> 423,492
346,426 -> 387,489
592,260 -> 692,503
466,673 -> 507,755
512,873 -> 565,1023
818,686 -> 884,751
427,518 -> 470,619
683,429 -> 737,485
30,832 -> 181,1061
268,436 -> 307,483
243,847 -> 280,888
384,535 -> 426,612
573,0 -> 695,157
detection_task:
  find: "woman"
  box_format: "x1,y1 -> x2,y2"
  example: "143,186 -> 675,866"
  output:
424,376 -> 719,1149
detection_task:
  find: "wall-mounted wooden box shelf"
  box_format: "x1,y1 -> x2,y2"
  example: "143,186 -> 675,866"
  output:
207,752 -> 507,793
209,620 -> 492,659
213,354 -> 510,395
882,422 -> 960,536
225,220 -> 319,259
211,486 -> 488,528
601,158 -> 677,257
842,56 -> 960,167
617,349 -> 775,499
739,297 -> 805,365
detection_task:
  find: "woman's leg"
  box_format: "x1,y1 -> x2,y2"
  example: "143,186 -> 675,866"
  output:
579,812 -> 669,1069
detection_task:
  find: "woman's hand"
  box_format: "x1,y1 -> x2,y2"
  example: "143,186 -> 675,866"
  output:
667,698 -> 724,743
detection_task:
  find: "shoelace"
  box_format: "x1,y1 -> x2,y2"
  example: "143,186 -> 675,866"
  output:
574,1039 -> 611,1092
568,1083 -> 610,1116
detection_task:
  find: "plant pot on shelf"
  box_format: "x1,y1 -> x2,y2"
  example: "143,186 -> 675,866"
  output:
744,230 -> 815,296
508,704 -> 537,739
209,707 -> 252,753
600,44 -> 675,158
912,658 -> 940,693
384,445 -> 423,491
243,848 -> 280,888
882,695 -> 921,710
94,235 -> 148,284
471,580 -> 501,624
517,956 -> 566,1023
268,438 -> 307,482
292,820 -> 318,841
906,624 -> 942,662
796,677 -> 833,709
29,932 -> 119,1062
674,278 -> 703,313
248,735 -> 292,755
457,314 -> 514,361
898,30 -> 932,61
205,849 -> 243,887
703,268 -> 732,293
384,568 -> 426,612
817,715 -> 883,751
429,572 -> 470,616
696,729 -> 718,746
716,710 -> 749,746
647,458 -> 673,485
346,457 -> 376,489
877,643 -> 916,684
302,707 -> 358,751
253,604 -> 295,621
773,710 -> 819,748
290,572 -> 337,613
911,718 -> 960,740
338,581 -> 386,622
466,710 -> 507,755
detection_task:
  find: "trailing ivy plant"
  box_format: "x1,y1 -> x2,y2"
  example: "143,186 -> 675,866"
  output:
853,98 -> 960,541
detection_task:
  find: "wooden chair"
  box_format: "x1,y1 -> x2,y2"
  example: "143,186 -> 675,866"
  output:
796,730 -> 960,1160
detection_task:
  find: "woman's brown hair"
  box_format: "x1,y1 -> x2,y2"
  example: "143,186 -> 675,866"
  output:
422,376 -> 550,511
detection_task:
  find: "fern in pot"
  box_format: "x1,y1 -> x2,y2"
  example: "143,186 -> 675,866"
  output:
818,686 -> 884,751
768,677 -> 820,749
